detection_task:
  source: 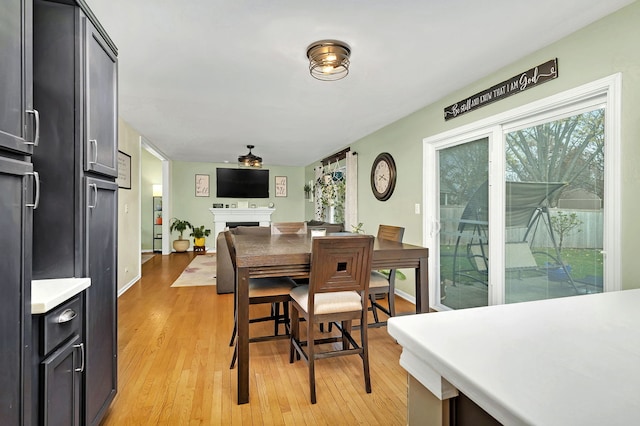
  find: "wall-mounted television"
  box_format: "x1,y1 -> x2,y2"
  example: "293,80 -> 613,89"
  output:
216,168 -> 269,198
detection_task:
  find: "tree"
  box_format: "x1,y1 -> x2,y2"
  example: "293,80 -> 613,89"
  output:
551,211 -> 582,252
505,109 -> 605,205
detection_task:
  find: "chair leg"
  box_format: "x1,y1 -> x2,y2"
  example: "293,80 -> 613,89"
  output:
308,318 -> 316,404
229,342 -> 238,369
229,312 -> 237,347
360,311 -> 372,394
273,302 -> 280,336
369,294 -> 380,323
289,305 -> 299,364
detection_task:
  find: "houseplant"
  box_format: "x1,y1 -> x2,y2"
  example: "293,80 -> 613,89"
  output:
190,225 -> 211,247
169,218 -> 192,252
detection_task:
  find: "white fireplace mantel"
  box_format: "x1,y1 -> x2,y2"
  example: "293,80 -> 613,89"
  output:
209,208 -> 275,249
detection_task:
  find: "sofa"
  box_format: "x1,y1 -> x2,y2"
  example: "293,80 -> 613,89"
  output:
215,221 -> 344,294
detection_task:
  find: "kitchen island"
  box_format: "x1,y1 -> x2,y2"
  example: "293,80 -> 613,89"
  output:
388,289 -> 640,425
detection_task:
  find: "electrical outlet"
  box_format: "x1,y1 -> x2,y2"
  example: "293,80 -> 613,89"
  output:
414,203 -> 420,214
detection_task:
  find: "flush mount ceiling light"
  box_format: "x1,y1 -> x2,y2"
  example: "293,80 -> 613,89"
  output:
306,39 -> 351,81
238,145 -> 262,168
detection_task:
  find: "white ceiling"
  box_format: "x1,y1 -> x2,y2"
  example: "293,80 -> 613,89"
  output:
84,0 -> 632,166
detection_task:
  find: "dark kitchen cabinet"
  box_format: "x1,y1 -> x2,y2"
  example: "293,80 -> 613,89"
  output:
31,0 -> 118,425
0,0 -> 37,155
0,155 -> 35,426
84,17 -> 118,178
84,177 -> 118,425
32,295 -> 85,426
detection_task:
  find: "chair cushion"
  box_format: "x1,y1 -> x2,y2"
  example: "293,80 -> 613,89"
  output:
290,285 -> 362,314
369,271 -> 390,289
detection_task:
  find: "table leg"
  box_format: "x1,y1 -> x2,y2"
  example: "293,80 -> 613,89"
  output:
237,267 -> 250,404
415,256 -> 429,313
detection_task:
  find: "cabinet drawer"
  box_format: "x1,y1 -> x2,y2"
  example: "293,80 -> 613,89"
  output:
41,296 -> 82,356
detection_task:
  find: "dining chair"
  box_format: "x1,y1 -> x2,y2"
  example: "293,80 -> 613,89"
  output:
225,231 -> 296,369
368,224 -> 405,326
271,221 -> 308,235
289,234 -> 374,403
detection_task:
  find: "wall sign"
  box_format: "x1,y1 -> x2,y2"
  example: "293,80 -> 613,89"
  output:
444,58 -> 558,121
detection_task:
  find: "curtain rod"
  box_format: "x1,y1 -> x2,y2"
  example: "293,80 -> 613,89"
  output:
321,147 -> 352,166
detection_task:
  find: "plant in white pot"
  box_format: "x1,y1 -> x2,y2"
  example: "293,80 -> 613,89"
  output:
169,218 -> 192,252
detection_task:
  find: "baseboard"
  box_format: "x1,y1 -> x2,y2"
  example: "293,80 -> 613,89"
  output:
395,288 -> 416,305
118,273 -> 141,297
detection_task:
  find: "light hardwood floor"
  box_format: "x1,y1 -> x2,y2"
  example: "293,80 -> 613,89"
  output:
101,252 -> 413,425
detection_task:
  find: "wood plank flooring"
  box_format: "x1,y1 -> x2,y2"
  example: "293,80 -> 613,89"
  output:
101,252 -> 413,425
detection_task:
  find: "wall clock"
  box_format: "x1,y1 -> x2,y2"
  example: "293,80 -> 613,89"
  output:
370,152 -> 397,201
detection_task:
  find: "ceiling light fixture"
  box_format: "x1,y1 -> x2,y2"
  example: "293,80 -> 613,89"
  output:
306,39 -> 351,81
238,145 -> 262,168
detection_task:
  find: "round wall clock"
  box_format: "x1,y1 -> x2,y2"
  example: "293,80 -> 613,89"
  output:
370,152 -> 397,201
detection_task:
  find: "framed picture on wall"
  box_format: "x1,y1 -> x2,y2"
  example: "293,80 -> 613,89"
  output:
117,151 -> 131,189
275,176 -> 287,197
195,174 -> 210,197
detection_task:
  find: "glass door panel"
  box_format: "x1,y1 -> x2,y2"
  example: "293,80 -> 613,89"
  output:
504,108 -> 604,303
438,138 -> 489,309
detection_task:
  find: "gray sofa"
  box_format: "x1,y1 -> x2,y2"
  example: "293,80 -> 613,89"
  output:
215,221 -> 344,294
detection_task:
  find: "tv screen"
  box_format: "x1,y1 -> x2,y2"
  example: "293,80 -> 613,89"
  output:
216,168 -> 269,198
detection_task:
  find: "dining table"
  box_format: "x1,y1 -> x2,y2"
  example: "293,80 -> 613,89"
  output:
232,232 -> 429,404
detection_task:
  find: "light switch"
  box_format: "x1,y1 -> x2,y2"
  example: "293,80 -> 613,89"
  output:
415,203 -> 420,214
124,203 -> 128,213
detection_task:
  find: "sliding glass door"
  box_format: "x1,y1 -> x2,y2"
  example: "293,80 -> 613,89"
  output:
438,138 -> 489,309
503,109 -> 604,303
426,75 -> 619,311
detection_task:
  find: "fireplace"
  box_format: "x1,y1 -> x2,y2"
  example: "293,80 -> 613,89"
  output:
209,207 -> 276,250
227,222 -> 259,228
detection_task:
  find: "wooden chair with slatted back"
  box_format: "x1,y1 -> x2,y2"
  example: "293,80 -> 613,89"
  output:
225,231 -> 296,369
289,234 -> 374,403
368,224 -> 405,326
270,221 -> 308,235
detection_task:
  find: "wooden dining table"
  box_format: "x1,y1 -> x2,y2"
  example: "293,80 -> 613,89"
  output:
232,233 -> 429,404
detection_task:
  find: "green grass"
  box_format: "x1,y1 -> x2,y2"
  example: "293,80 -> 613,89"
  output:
439,245 -> 603,283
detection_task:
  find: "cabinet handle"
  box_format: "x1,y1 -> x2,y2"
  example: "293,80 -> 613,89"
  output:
88,139 -> 98,164
25,171 -> 40,209
25,109 -> 40,146
88,183 -> 98,209
74,343 -> 85,372
56,308 -> 77,323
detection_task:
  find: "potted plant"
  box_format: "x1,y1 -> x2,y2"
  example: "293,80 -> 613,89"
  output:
303,183 -> 312,199
190,225 -> 211,247
169,218 -> 192,252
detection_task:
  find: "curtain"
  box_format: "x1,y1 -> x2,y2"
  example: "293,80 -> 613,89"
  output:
345,151 -> 358,231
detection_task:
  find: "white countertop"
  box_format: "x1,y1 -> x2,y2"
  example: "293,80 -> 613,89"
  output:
31,278 -> 91,314
388,289 -> 640,425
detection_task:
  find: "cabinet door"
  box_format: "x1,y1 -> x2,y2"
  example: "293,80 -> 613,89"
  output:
84,177 -> 117,426
0,0 -> 36,155
41,334 -> 82,426
83,16 -> 118,178
0,156 -> 33,424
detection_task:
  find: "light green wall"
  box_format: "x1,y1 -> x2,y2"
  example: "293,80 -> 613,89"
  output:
170,161 -> 307,243
306,1 -> 640,295
140,149 -> 162,251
